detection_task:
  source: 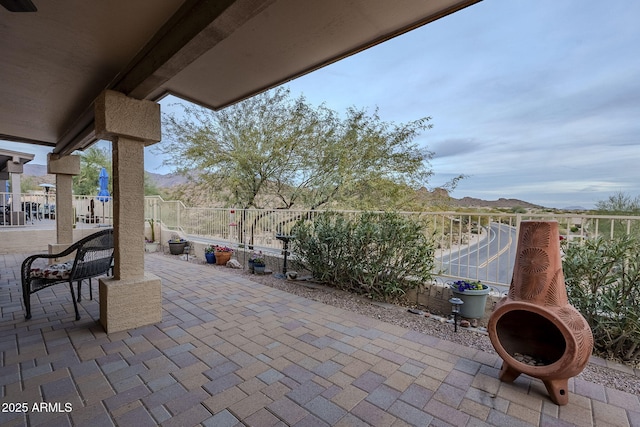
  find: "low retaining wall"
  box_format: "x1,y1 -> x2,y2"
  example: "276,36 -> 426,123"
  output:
406,281 -> 504,326
0,229 -> 103,255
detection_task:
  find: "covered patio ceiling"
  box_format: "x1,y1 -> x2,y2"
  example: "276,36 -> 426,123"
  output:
0,0 -> 480,158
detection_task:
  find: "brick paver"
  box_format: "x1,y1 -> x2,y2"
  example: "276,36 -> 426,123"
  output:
0,252 -> 638,426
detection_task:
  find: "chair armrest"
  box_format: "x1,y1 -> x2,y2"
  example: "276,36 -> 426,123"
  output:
21,245 -> 79,287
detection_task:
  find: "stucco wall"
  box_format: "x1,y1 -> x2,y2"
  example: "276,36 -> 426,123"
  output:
0,228 -> 105,255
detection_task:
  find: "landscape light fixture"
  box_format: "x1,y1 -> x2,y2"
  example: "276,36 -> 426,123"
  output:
274,234 -> 294,279
449,297 -> 464,333
184,243 -> 191,262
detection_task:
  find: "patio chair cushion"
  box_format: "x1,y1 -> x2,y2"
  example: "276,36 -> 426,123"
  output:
21,228 -> 114,321
29,261 -> 74,280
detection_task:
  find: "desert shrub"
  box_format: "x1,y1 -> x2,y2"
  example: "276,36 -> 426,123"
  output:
562,235 -> 640,364
291,212 -> 436,301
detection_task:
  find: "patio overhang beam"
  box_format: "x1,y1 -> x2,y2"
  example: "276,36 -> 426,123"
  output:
52,0 -> 481,157
54,0 -> 267,157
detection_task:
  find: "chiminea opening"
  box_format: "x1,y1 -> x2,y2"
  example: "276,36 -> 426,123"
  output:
495,310 -> 566,366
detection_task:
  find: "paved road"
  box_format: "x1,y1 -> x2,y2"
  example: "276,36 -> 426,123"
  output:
438,222 -> 516,292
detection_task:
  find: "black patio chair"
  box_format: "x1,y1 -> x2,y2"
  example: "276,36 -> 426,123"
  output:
21,229 -> 114,320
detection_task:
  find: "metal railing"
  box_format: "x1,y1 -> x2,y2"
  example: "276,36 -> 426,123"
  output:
144,196 -> 640,288
1,191 -> 57,226
74,195 -> 113,226
5,191 -> 637,287
5,191 -> 639,287
0,192 -> 113,227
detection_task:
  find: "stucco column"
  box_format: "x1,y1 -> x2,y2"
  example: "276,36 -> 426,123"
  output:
47,153 -> 80,249
10,173 -> 22,225
94,89 -> 162,334
112,136 -> 146,280
0,179 -> 6,217
10,174 -> 20,212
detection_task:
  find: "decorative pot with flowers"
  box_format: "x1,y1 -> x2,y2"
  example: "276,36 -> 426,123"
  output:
248,251 -> 263,273
204,245 -> 217,264
252,256 -> 266,274
168,234 -> 187,255
450,280 -> 491,320
145,219 -> 159,252
145,237 -> 160,253
214,245 -> 234,265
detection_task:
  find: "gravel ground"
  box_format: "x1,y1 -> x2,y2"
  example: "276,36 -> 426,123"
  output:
180,255 -> 640,396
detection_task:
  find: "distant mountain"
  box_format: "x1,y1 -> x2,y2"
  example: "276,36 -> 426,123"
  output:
24,163 -> 48,177
146,171 -> 188,188
23,164 -> 545,209
451,196 -> 544,209
24,164 -> 189,187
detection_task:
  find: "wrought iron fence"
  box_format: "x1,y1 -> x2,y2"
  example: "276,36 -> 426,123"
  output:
0,192 -> 115,227
74,195 -> 112,225
144,196 -> 640,287
4,191 -> 638,287
1,191 -> 57,226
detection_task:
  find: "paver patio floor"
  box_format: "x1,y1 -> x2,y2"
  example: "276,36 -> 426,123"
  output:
1,252 -> 639,426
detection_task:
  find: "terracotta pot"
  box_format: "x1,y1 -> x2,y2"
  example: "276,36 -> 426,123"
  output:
488,221 -> 593,405
215,251 -> 232,265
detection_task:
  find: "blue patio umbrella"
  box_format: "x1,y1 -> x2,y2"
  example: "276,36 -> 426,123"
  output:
96,168 -> 110,202
96,167 -> 110,222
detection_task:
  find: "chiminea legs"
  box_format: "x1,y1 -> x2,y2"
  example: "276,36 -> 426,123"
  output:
498,363 -> 521,382
543,378 -> 569,406
499,363 -> 569,405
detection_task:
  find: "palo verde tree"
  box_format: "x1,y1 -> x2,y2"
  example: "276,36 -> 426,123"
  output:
20,175 -> 38,193
592,191 -> 640,238
159,87 -> 439,210
143,172 -> 164,197
73,146 -> 111,196
71,145 -> 160,197
594,191 -> 640,214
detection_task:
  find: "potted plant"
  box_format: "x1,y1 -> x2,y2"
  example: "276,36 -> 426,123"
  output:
248,251 -> 263,273
145,237 -> 160,253
450,280 -> 491,320
145,219 -> 160,252
252,256 -> 266,274
204,245 -> 216,264
214,245 -> 233,265
168,234 -> 187,255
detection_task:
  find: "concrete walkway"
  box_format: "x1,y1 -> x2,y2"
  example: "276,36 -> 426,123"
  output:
0,253 -> 638,426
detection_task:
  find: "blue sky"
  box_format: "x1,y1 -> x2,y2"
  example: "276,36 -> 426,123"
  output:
4,0 -> 639,209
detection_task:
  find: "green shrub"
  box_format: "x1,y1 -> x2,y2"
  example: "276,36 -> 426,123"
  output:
562,235 -> 640,364
291,212 -> 436,301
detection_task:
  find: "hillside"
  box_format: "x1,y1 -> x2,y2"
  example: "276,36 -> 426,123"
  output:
23,164 -> 49,177
21,164 -> 191,189
146,171 -> 189,188
22,164 -> 545,210
451,196 -> 544,209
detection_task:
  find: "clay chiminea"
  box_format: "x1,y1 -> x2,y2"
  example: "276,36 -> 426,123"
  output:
488,221 -> 593,405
